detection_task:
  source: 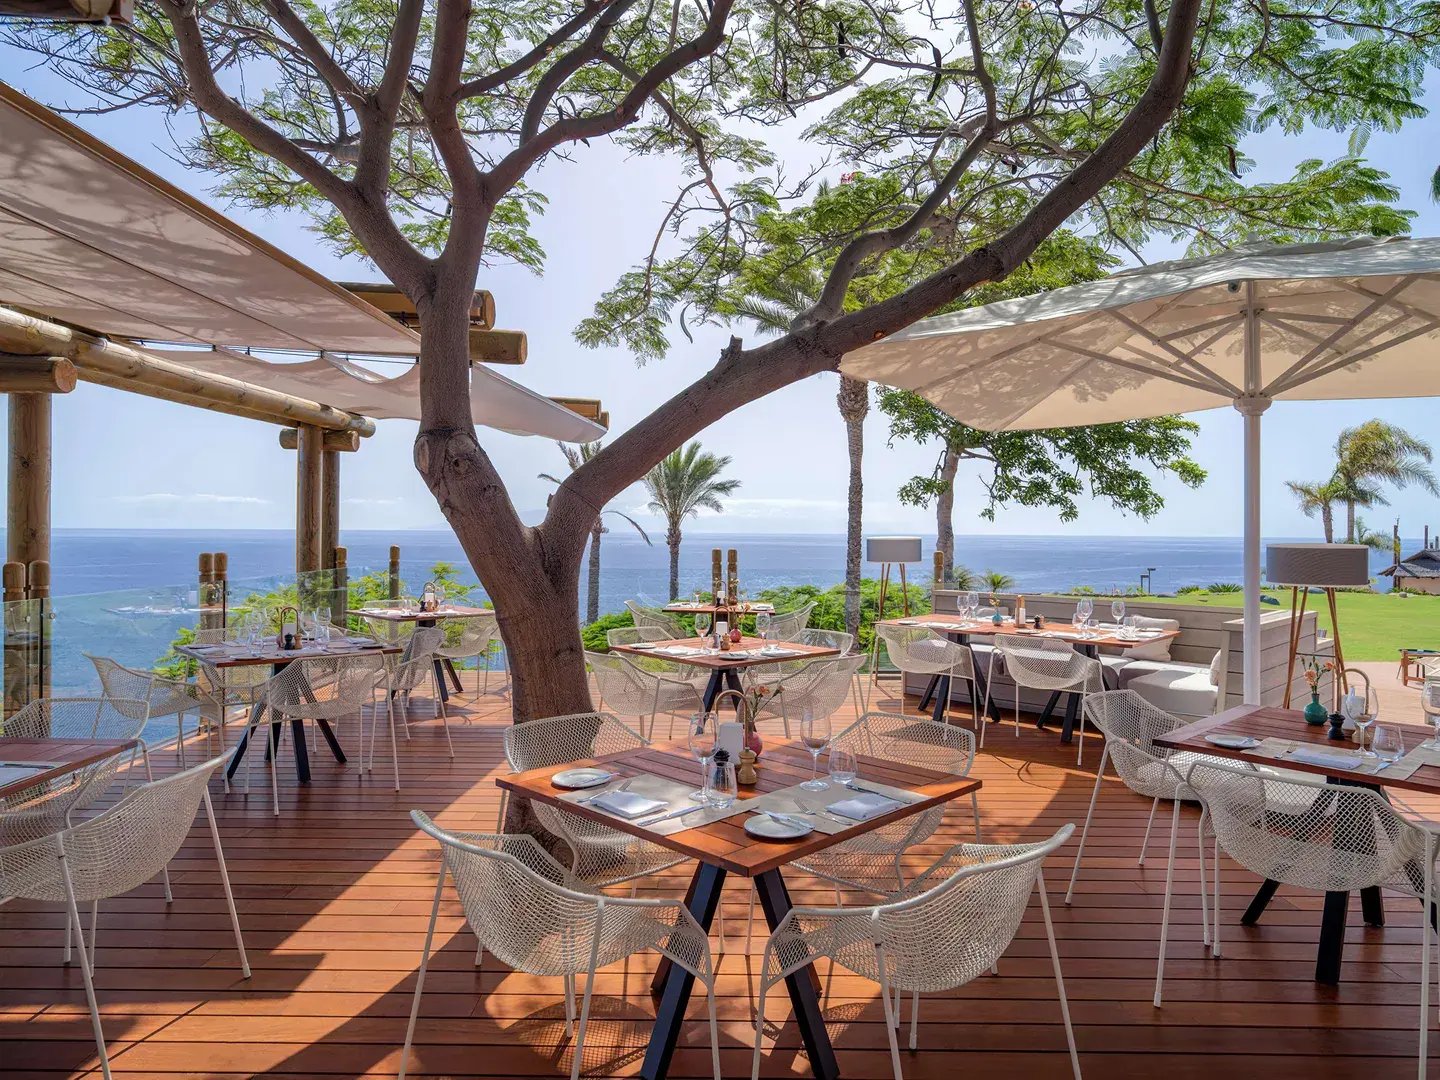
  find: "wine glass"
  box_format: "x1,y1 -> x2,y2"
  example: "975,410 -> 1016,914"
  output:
1072,609 -> 1087,638
829,745 -> 858,787
1356,695 -> 1379,757
1111,599 -> 1126,625
756,611 -> 772,642
1078,597 -> 1094,624
707,754 -> 737,810
800,710 -> 831,791
686,713 -> 716,801
966,592 -> 980,620
1372,725 -> 1405,766
694,610 -> 711,648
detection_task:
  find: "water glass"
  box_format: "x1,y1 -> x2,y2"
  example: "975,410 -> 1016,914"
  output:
695,611 -> 711,647
1356,705 -> 1379,757
966,591 -> 980,618
1111,599 -> 1126,624
756,611 -> 772,641
800,711 -> 831,791
707,758 -> 737,810
1077,597 -> 1094,623
686,713 -> 716,802
828,745 -> 858,786
1372,725 -> 1405,764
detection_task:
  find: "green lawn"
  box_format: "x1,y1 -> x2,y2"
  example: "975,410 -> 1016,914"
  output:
1142,588 -> 1440,661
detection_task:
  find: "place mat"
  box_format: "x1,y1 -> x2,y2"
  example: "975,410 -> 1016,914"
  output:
0,764 -> 47,787
742,778 -> 925,835
555,771 -> 747,836
1249,737 -> 1424,780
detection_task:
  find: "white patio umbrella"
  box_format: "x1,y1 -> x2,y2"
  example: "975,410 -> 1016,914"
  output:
842,236 -> 1440,703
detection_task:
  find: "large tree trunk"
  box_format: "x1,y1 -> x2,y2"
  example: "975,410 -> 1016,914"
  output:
936,446 -> 960,582
837,375 -> 868,640
667,524 -> 682,601
586,521 -> 603,623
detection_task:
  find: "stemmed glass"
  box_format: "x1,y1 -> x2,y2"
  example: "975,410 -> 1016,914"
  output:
695,610 -> 711,649
1356,695 -> 1379,757
756,611 -> 772,643
800,710 -> 831,791
966,592 -> 980,621
686,713 -> 716,801
1072,609 -> 1088,639
1111,599 -> 1126,625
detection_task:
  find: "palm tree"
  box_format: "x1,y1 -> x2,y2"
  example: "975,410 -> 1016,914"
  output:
982,570 -> 1015,592
729,267 -> 868,642
1352,516 -> 1389,552
1333,421 -> 1438,542
1285,478 -> 1342,543
540,441 -> 649,623
642,442 -> 741,600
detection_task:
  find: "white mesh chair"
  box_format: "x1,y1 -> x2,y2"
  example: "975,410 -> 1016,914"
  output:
991,637 -> 1104,764
400,811 -> 720,1080
434,611 -> 502,700
751,824 -> 1080,1080
1065,691 -> 1228,935
387,628 -> 455,756
875,624 -> 980,734
767,601 -> 817,642
0,757 -> 249,1080
191,629 -> 272,731
500,712 -> 689,889
252,652 -> 390,815
88,655 -> 226,766
1,696 -> 157,809
586,649 -> 703,740
1155,760 -> 1438,1073
624,600 -> 687,638
753,653 -> 865,738
605,625 -> 674,647
359,603 -> 416,647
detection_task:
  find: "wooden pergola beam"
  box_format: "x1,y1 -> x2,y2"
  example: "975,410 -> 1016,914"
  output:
0,305 -> 376,435
469,328 -> 527,365
7,393 -> 50,569
0,355 -> 77,394
339,282 -> 496,330
279,428 -> 361,452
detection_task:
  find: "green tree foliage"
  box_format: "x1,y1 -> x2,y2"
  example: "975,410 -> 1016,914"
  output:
1287,420 -> 1437,543
642,442 -> 741,600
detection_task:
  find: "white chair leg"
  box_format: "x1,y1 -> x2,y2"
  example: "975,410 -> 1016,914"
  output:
1075,693 -> 1086,767
389,696 -> 402,792
398,864 -> 446,1080
59,853 -> 112,1080
1197,812 -> 1210,949
706,981 -> 722,1080
438,690 -> 455,760
1211,832 -> 1223,958
908,991 -> 920,1050
1038,868 -> 1082,1080
1418,845 -> 1433,1080
87,900 -> 99,976
177,713 -> 188,768
268,720 -> 281,817
874,942 -> 903,1080
1153,796 -> 1183,1007
750,972 -> 772,1080
1065,747 -> 1108,904
571,949 -> 602,1080
203,788 -> 251,978
1139,796 -> 1160,866
744,889 -> 757,954
971,790 -> 983,842
137,744 -> 175,903
562,972 -> 575,1036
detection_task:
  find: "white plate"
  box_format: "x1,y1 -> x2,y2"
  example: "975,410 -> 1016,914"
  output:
1205,733 -> 1259,749
745,814 -> 814,841
628,642 -> 658,650
551,768 -> 615,790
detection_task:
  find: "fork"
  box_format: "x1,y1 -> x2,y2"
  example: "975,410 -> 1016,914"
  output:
795,799 -> 849,826
578,776 -> 635,804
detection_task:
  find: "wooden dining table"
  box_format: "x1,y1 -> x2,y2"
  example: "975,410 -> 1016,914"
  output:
0,737 -> 139,801
496,738 -> 983,1080
356,604 -> 491,702
179,638 -> 400,784
877,612 -> 1182,741
1156,703 -> 1439,984
609,634 -> 840,711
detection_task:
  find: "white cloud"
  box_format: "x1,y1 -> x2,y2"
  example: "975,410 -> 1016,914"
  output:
111,493 -> 269,506
344,496 -> 407,507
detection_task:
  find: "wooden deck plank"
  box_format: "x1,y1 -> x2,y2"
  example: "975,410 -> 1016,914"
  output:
2,673 -> 1439,1077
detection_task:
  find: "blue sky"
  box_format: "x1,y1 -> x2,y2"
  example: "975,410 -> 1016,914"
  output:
2,59 -> 1439,544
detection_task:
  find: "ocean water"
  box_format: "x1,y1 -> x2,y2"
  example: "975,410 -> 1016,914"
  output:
28,528 -> 1412,697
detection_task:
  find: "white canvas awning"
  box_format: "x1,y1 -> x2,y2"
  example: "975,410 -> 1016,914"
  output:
150,348 -> 605,442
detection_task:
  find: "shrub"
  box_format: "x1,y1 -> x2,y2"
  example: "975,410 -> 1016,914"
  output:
1208,582 -> 1244,593
982,570 -> 1015,591
581,611 -> 633,652
1176,584 -> 1204,594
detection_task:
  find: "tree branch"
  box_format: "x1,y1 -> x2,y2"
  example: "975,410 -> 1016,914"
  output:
455,1 -> 613,102
519,0 -> 642,143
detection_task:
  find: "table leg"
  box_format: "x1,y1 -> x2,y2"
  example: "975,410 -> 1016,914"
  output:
1317,889 -> 1349,984
291,717 -> 312,783
431,658 -> 450,703
1059,691 -> 1081,744
225,703 -> 264,780
753,868 -> 840,1080
444,658 -> 464,693
918,674 -> 939,711
315,718 -> 346,763
965,641 -> 1002,723
930,674 -> 951,725
700,670 -> 727,711
641,862 -> 726,1080
1037,691 -> 1061,729
1360,885 -> 1385,927
1241,879 -> 1281,925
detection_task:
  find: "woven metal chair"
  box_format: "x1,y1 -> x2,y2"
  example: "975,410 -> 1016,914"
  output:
624,600 -> 687,639
434,611 -> 502,700
767,601 -> 816,642
753,653 -> 865,738
0,756 -> 249,1080
991,636 -> 1104,764
191,629 -> 271,734
253,652 -> 390,814
586,649 -> 702,740
752,824 -> 1080,1080
1155,760 -> 1438,1074
88,655 -> 226,766
875,624 -> 980,732
386,628 -> 455,758
500,712 -> 689,889
605,625 -> 674,647
1065,690 -> 1228,941
400,811 -> 720,1080
358,602 -> 416,647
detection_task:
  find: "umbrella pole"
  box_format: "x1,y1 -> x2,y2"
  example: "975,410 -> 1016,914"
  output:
1238,283 -> 1270,706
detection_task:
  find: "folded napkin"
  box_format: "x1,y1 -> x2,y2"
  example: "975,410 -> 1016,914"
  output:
658,645 -> 701,657
589,790 -> 667,819
758,646 -> 799,657
829,791 -> 904,821
1286,745 -> 1362,769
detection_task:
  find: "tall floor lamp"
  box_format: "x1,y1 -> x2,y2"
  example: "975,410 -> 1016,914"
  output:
1267,543 -> 1369,708
867,536 -> 923,694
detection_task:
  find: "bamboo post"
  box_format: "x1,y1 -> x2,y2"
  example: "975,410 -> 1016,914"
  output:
26,560 -> 49,699
7,392 -> 51,570
3,560 -> 26,718
198,553 -> 220,635
933,549 -> 944,590
710,549 -> 722,599
333,546 -> 349,626
214,552 -> 229,630
389,545 -> 402,601
321,448 -> 340,571
295,424 -> 323,579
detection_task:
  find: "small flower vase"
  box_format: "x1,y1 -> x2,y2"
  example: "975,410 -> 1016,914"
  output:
1303,691 -> 1329,726
744,723 -> 764,760
991,612 -> 1003,625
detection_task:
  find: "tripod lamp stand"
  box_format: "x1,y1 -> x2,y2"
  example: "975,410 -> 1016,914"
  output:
1267,543 -> 1368,708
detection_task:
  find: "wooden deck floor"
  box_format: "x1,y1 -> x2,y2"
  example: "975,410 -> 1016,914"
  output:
3,673 -> 1439,1078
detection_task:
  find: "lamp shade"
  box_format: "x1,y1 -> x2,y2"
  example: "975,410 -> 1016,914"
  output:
866,536 -> 923,564
1266,543 -> 1370,587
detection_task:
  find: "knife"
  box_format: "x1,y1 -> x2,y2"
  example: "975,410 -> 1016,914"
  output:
637,804 -> 706,827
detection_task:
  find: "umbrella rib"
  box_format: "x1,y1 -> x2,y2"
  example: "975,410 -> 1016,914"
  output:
1264,275 -> 1416,391
1270,316 -> 1440,395
1156,312 -> 1243,343
904,310 -> 1108,396
1104,310 -> 1242,397
1266,308 -> 1415,394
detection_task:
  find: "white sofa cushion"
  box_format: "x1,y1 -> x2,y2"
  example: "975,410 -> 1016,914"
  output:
1209,648 -> 1223,687
1127,616 -> 1180,661
1126,664 -> 1219,720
